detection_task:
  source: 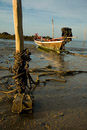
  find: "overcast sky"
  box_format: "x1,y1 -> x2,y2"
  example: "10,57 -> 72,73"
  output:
0,0 -> 87,40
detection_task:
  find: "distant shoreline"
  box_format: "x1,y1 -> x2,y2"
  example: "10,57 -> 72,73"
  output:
0,32 -> 51,41
0,32 -> 34,41
0,32 -> 52,41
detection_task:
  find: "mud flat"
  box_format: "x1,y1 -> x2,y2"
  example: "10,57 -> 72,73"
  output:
0,41 -> 87,130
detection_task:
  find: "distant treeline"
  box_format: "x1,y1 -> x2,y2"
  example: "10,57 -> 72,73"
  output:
0,32 -> 52,41
0,32 -> 34,41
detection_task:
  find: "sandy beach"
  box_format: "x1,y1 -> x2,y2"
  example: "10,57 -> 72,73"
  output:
0,41 -> 87,130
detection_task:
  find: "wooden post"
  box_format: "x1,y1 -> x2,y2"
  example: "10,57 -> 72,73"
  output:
13,0 -> 24,53
12,0 -> 33,114
52,19 -> 54,39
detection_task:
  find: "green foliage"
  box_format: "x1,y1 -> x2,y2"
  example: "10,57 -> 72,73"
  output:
43,36 -> 52,39
24,35 -> 34,41
0,32 -> 34,41
0,32 -> 15,40
0,32 -> 52,41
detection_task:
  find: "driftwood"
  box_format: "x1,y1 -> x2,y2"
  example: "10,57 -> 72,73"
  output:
1,65 -> 87,77
65,51 -> 87,58
0,65 -> 87,95
29,68 -> 87,86
0,88 -> 19,94
0,77 -> 16,94
12,72 -> 25,79
29,68 -> 87,76
0,75 -> 14,80
0,66 -> 9,70
0,67 -> 87,84
0,67 -> 87,80
45,78 -> 66,82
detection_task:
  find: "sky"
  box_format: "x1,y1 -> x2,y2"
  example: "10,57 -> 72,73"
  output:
0,0 -> 87,41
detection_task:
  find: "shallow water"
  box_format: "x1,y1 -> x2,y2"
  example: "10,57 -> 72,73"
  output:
0,39 -> 87,71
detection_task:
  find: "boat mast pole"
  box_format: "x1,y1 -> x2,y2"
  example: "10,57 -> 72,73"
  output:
13,0 -> 24,53
84,29 -> 86,41
52,19 -> 54,39
83,29 -> 86,47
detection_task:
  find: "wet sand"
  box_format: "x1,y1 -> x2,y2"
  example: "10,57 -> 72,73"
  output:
0,43 -> 87,130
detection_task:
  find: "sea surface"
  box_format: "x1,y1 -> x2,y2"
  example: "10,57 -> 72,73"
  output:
0,39 -> 87,72
0,38 -> 87,48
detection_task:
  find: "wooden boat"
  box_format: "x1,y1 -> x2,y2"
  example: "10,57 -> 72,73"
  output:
34,35 -> 77,53
34,20 -> 73,53
34,36 -> 65,53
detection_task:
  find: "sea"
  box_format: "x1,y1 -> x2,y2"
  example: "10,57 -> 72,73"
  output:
0,38 -> 87,50
0,38 -> 87,72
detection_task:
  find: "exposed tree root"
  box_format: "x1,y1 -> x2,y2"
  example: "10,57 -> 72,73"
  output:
0,65 -> 87,95
29,68 -> 87,76
0,88 -> 19,94
0,75 -> 14,80
45,78 -> 66,82
0,66 -> 9,70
